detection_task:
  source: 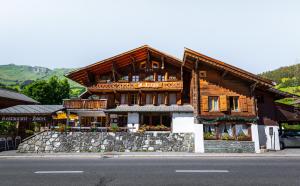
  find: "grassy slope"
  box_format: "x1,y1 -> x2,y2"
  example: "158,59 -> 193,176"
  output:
0,64 -> 85,97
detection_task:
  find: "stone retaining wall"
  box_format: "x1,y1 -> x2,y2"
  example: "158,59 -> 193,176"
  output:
18,132 -> 194,153
204,140 -> 255,153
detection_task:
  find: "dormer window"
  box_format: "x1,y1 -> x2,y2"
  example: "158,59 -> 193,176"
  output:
152,61 -> 160,69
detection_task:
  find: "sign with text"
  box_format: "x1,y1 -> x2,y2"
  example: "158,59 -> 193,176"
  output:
0,116 -> 48,122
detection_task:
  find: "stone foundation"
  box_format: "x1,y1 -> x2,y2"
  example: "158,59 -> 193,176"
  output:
18,131 -> 194,153
204,140 -> 255,153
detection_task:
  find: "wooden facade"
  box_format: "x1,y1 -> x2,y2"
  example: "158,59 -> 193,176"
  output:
66,45 -> 185,110
65,45 -> 297,128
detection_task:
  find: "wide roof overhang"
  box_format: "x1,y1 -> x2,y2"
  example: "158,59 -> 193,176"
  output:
275,103 -> 300,124
183,48 -> 274,87
66,45 -> 183,86
0,105 -> 64,116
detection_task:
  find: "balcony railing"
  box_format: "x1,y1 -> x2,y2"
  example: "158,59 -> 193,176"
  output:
88,81 -> 183,91
63,99 -> 107,109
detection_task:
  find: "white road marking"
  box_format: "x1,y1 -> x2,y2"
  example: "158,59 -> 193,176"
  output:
175,170 -> 229,173
34,171 -> 84,174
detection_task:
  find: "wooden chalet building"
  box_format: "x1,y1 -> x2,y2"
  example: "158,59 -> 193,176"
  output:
64,45 -> 298,153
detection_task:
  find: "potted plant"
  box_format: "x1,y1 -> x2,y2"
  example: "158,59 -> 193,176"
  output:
237,133 -> 251,141
221,133 -> 235,140
109,124 -> 120,132
204,132 -> 217,140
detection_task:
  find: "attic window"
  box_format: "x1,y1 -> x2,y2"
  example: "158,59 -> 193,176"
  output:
200,71 -> 207,78
152,61 -> 160,69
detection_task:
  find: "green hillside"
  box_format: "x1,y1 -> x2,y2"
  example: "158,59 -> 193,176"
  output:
0,64 -> 85,97
259,63 -> 300,96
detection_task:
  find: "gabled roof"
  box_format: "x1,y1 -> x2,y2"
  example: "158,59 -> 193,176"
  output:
183,48 -> 274,87
66,45 -> 183,86
0,105 -> 63,115
0,88 -> 39,104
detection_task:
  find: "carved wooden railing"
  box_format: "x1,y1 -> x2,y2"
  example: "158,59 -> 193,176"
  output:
63,99 -> 107,109
88,81 -> 183,91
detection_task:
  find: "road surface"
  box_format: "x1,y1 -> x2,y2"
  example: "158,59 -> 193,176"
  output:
0,157 -> 300,186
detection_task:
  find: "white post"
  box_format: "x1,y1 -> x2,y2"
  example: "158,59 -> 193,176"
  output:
251,124 -> 260,153
265,125 -> 280,150
194,123 -> 204,153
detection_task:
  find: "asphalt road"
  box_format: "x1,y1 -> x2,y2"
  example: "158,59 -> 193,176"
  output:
0,157 -> 300,186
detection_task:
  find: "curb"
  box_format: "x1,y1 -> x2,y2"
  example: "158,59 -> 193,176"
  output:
1,154 -> 300,159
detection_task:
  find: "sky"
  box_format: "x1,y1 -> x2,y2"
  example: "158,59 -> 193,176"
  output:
0,0 -> 299,74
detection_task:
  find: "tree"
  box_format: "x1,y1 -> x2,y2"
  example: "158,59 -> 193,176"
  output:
22,76 -> 70,104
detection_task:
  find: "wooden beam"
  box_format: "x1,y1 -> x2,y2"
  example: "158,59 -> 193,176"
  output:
195,58 -> 200,118
147,50 -> 150,72
130,56 -> 136,73
112,62 -> 117,82
250,81 -> 258,95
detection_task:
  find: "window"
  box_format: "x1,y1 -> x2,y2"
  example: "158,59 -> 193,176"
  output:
145,75 -> 154,81
204,125 -> 217,140
132,75 -> 139,82
235,124 -> 251,141
120,75 -> 128,81
130,94 -> 138,105
146,94 -> 153,104
152,61 -> 160,69
157,75 -> 165,81
169,93 -> 177,105
120,94 -> 128,105
229,96 -> 239,111
157,94 -> 165,105
209,96 -> 219,111
219,124 -> 234,140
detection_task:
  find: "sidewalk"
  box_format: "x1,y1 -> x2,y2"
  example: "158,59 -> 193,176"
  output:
1,150 -> 300,158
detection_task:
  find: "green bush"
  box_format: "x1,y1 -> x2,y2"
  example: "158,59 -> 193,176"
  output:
0,121 -> 16,136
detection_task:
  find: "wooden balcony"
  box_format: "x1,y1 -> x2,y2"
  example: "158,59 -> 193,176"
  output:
88,81 -> 183,91
63,99 -> 108,109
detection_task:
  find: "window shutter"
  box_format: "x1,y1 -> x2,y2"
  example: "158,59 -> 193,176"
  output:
220,95 -> 228,111
201,96 -> 209,112
240,96 -> 248,112
141,93 -> 146,105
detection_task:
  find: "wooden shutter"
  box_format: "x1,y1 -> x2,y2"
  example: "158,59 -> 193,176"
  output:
239,96 -> 248,112
220,95 -> 228,111
141,93 -> 146,105
201,96 -> 209,112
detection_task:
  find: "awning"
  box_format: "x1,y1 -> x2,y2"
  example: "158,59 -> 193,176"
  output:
0,105 -> 63,116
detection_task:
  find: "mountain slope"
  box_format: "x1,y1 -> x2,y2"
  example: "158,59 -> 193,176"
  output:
259,63 -> 300,96
0,64 -> 84,96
